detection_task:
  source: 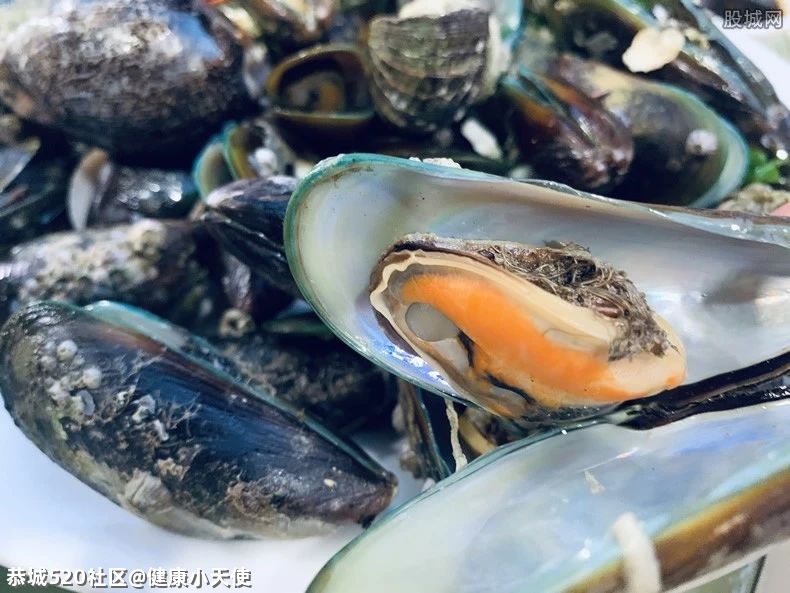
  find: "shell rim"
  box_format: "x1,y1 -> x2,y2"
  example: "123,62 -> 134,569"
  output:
305,397 -> 790,592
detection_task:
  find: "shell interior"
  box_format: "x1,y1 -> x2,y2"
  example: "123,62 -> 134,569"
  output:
285,154 -> 790,414
307,399 -> 790,593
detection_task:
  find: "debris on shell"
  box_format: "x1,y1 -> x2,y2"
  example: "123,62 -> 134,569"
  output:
622,27 -> 685,73
0,301 -> 397,538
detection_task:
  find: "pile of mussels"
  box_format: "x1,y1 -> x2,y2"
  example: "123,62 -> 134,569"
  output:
1,0 -> 789,591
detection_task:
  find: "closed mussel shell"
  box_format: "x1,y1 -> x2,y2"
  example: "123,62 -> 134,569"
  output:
0,301 -> 396,538
367,8 -> 490,132
0,220 -> 211,326
0,0 -> 251,161
498,69 -> 634,192
202,176 -> 300,297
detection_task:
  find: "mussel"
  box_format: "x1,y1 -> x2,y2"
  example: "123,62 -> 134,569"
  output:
214,251 -> 294,330
68,149 -> 198,231
0,220 -> 212,325
215,329 -> 394,433
85,300 -> 393,434
284,154 -> 789,423
200,0 -> 336,49
0,301 -> 395,538
510,53 -> 749,206
530,0 -> 790,152
265,44 -> 375,154
202,175 -> 301,298
497,69 -> 634,193
0,0 -> 250,161
307,399 -> 790,592
193,119 -> 297,198
369,234 -> 687,418
366,6 -> 498,132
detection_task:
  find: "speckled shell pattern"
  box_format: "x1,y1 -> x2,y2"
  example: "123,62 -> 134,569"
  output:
0,0 -> 249,157
366,9 -> 490,132
0,301 -> 396,538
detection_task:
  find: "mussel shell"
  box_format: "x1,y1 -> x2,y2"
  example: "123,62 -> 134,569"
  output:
193,140 -> 235,200
0,137 -> 73,246
307,400 -> 790,592
192,120 -> 297,198
0,0 -> 251,161
215,331 -> 394,433
201,0 -> 335,48
202,176 -> 301,297
498,70 -> 634,192
540,55 -> 749,207
365,131 -> 513,176
86,300 -> 392,433
0,137 -> 37,193
266,44 -> 375,153
217,251 -> 293,325
0,301 -> 395,538
284,154 -> 789,421
68,149 -> 198,231
535,0 -> 790,151
367,9 -> 490,132
394,380 -> 454,481
615,352 -> 790,429
0,220 -> 210,325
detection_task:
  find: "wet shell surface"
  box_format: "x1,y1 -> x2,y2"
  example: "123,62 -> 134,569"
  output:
285,154 -> 789,421
0,301 -> 396,538
308,399 -> 790,593
0,219 -> 206,324
0,0 -> 248,158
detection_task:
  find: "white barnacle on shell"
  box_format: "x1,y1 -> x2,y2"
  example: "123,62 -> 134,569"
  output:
56,339 -> 78,362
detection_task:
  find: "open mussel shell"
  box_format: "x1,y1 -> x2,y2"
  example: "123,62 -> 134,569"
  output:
265,44 -> 375,153
537,55 -> 749,207
308,400 -> 790,593
0,301 -> 396,538
192,119 -> 296,198
533,0 -> 790,152
285,154 -> 789,422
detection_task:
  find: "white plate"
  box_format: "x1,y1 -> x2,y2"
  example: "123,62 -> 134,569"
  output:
0,22 -> 788,593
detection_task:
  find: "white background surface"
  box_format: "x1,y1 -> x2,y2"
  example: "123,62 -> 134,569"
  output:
0,410 -> 423,593
0,24 -> 788,593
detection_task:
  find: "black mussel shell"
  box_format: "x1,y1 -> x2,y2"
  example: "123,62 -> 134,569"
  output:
0,0 -> 252,163
0,301 -> 396,538
202,176 -> 300,297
